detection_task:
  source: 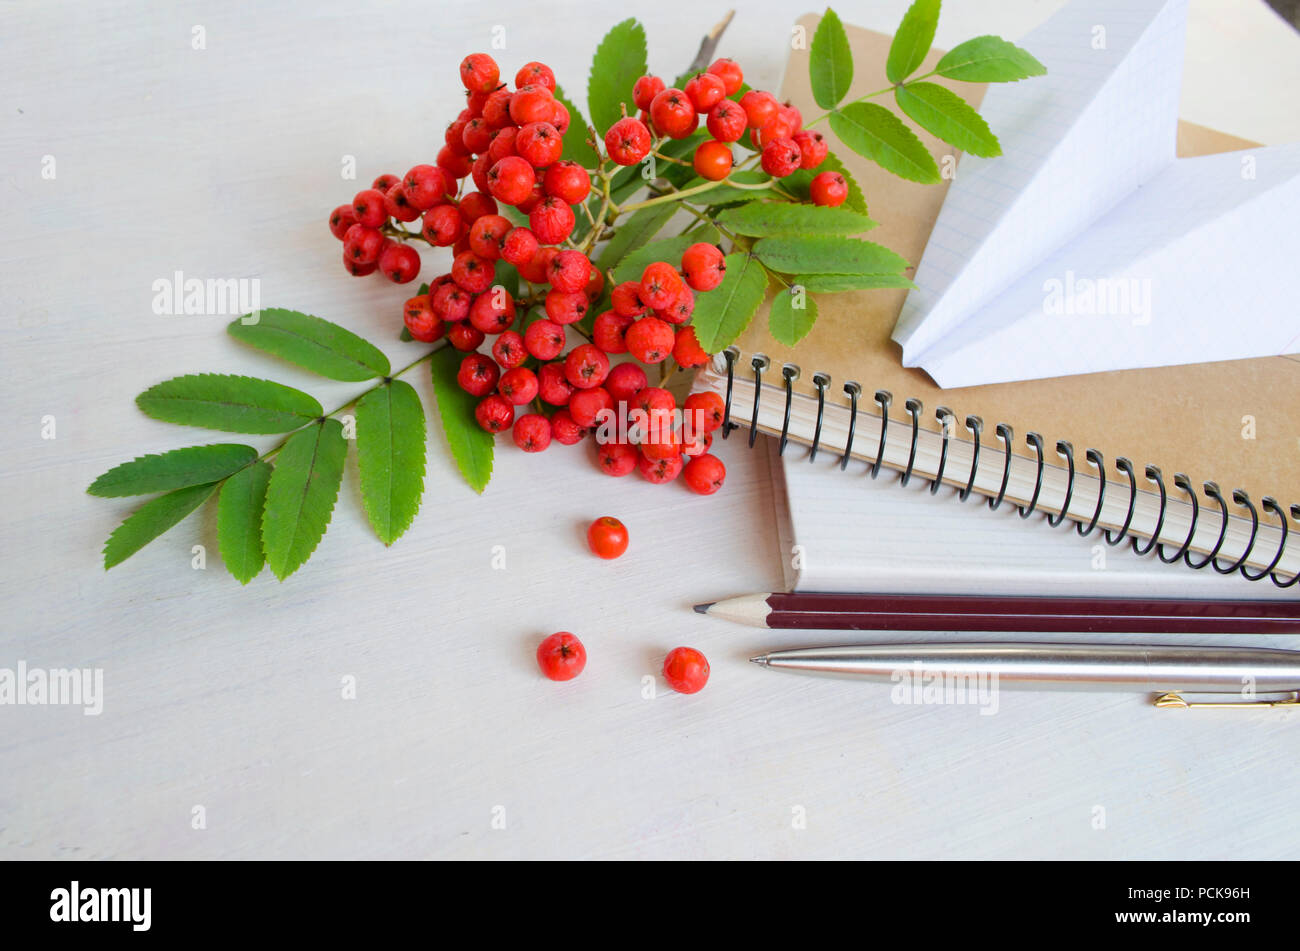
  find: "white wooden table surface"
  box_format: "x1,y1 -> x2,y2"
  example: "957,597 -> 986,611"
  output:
3,0 -> 1299,860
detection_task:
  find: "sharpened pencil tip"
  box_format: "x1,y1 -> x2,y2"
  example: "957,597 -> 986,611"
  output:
749,655 -> 769,666
693,602 -> 714,615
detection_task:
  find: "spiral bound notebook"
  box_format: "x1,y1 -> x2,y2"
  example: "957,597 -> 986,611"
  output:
693,16 -> 1300,588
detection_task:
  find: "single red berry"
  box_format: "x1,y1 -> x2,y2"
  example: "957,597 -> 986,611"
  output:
486,155 -> 536,206
378,242 -> 421,284
468,214 -> 513,260
681,242 -> 726,292
516,121 -> 563,168
649,88 -> 698,139
516,180 -> 546,214
592,310 -> 634,353
458,190 -> 498,224
739,89 -> 779,129
640,428 -> 682,461
564,344 -> 610,389
706,101 -> 747,143
684,72 -> 727,113
754,114 -> 796,149
471,152 -> 493,192
587,516 -> 629,559
491,330 -> 527,369
809,171 -> 848,207
683,453 -> 727,495
568,387 -> 613,428
329,204 -> 358,240
351,188 -> 388,228
512,413 -> 552,452
672,326 -> 709,368
683,391 -> 726,433
792,129 -> 828,169
529,195 -> 575,245
525,246 -> 559,284
343,251 -> 377,277
761,136 -> 803,177
437,145 -> 473,181
432,284 -> 472,324
625,316 -> 676,364
498,366 -> 539,405
508,84 -> 556,126
637,451 -> 684,484
633,74 -> 666,111
524,318 -> 566,361
462,116 -> 494,154
487,125 -> 519,163
342,224 -> 385,265
422,204 -> 465,246
457,353 -> 501,397
584,267 -> 605,302
403,294 -> 445,343
384,184 -> 422,223
466,88 -> 491,116
632,385 -> 676,420
536,632 -> 586,681
550,409 -> 585,444
459,52 -> 500,93
482,88 -> 515,129
682,428 -> 713,458
445,116 -> 472,154
544,289 -> 589,325
639,262 -> 684,311
515,61 -> 556,92
537,361 -> 575,405
372,172 -> 400,192
468,287 -> 516,334
501,227 -> 540,268
543,161 -> 591,204
550,99 -> 571,134
597,441 -> 638,477
779,102 -> 804,133
548,249 -> 592,294
663,647 -> 710,693
611,281 -> 652,318
474,393 -> 515,433
448,321 -> 486,352
692,139 -> 734,181
604,117 -> 652,166
707,57 -> 744,95
657,285 -> 694,325
452,250 -> 495,294
605,362 -> 648,405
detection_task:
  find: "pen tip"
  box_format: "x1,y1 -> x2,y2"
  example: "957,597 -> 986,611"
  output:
749,655 -> 769,666
693,602 -> 714,615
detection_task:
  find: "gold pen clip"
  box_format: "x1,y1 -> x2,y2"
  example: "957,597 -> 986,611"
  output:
1154,692 -> 1300,710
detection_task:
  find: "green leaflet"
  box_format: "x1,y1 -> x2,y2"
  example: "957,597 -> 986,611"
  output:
227,308 -> 391,382
136,373 -> 323,434
690,253 -> 768,354
830,102 -> 940,184
753,235 -> 911,277
88,443 -> 257,497
781,152 -> 868,215
355,380 -> 427,545
810,8 -> 853,109
587,19 -> 648,135
612,226 -> 720,284
596,203 -> 677,271
217,460 -> 272,584
716,202 -> 876,237
935,35 -> 1047,83
895,81 -> 1001,158
103,482 -> 218,570
261,419 -> 347,580
430,348 -> 494,493
553,84 -> 599,169
886,0 -> 941,84
794,272 -> 917,292
769,285 -> 819,348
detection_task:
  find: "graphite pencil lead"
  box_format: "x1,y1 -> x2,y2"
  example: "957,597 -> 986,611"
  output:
693,602 -> 715,615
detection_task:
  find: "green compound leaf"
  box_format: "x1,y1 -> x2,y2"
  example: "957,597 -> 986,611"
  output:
612,226 -> 720,284
553,84 -> 599,169
935,35 -> 1047,83
136,373 -> 323,434
895,81 -> 1001,157
596,203 -> 677,271
430,347 -> 494,494
830,102 -> 940,184
717,201 -> 876,237
782,151 -> 867,215
102,482 -> 218,570
356,380 -> 427,545
217,460 -> 272,584
769,285 -> 819,347
794,272 -> 917,292
886,0 -> 941,84
261,419 -> 347,580
587,19 -> 648,136
753,235 -> 911,277
810,8 -> 854,109
88,443 -> 257,497
690,253 -> 768,354
227,308 -> 391,382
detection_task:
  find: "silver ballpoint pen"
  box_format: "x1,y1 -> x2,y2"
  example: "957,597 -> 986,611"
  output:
749,643 -> 1300,708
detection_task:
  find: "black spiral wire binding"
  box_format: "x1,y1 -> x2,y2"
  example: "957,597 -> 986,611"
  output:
716,356 -> 1297,588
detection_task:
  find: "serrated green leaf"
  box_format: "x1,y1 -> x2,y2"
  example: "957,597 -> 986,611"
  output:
794,272 -> 917,292
430,348 -> 494,494
887,0 -> 941,84
261,419 -> 347,580
596,203 -> 677,270
588,19 -> 647,136
769,285 -> 819,347
218,460 -> 271,584
781,151 -> 868,215
753,235 -> 911,277
88,443 -> 257,497
227,308 -> 391,382
895,81 -> 1001,157
716,202 -> 876,237
830,102 -> 940,183
553,84 -> 599,169
136,374 -> 323,434
102,482 -> 217,569
810,8 -> 854,109
690,253 -> 768,354
611,226 -> 721,284
935,35 -> 1047,83
356,381 -> 426,545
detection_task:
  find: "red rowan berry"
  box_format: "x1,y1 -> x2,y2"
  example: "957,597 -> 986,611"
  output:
681,242 -> 726,291
640,428 -> 682,461
569,386 -> 613,428
508,84 -> 555,125
542,161 -> 591,204
384,184 -> 421,223
343,252 -> 377,277
462,117 -> 494,154
515,61 -> 555,92
431,283 -> 470,324
372,172 -> 400,192
445,117 -> 472,154
460,53 -> 500,93
516,180 -> 545,214
684,72 -> 727,113
707,57 -> 744,95
466,88 -> 491,116
436,145 -> 473,180
792,129 -> 828,169
706,100 -> 747,142
587,516 -> 629,559
639,262 -> 684,310
638,452 -> 683,484
740,89 -> 779,129
452,236 -> 472,258
605,362 -> 648,405
468,288 -> 516,334
544,289 -> 589,325
403,294 -> 445,343
498,366 -> 539,405
448,321 -> 485,352
329,204 -> 357,240
524,319 -> 566,361
809,170 -> 848,207
422,204 -> 464,246
584,267 -> 605,302
611,281 -> 652,318
672,326 -> 709,368
779,102 -> 803,132
471,152 -> 493,192
754,114 -> 796,148
378,242 -> 421,283
351,189 -> 388,228
536,631 -> 585,681
491,330 -> 527,369
597,442 -> 638,477
343,224 -> 385,265
550,409 -> 585,444
592,310 -> 634,353
683,453 -> 726,494
625,316 -> 675,363
457,353 -> 500,397
458,190 -> 498,224
663,646 -> 709,692
692,139 -> 733,181
537,361 -> 575,405
761,136 -> 802,177
605,117 -> 652,166
512,413 -> 551,452
482,88 -> 514,129
501,227 -> 540,268
516,121 -> 563,168
475,393 -> 515,433
649,88 -> 698,139
681,428 -> 713,458
529,196 -> 575,244
452,250 -> 495,294
468,214 -> 512,260
517,245 -> 550,284
548,249 -> 591,294
487,156 -> 536,206
633,75 -> 666,111
550,99 -> 571,134
683,391 -> 726,434
657,285 -> 694,325
487,126 -> 519,163
631,386 -> 676,435
564,343 -> 610,389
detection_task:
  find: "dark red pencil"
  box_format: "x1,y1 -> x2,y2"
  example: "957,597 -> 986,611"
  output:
693,592 -> 1300,634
